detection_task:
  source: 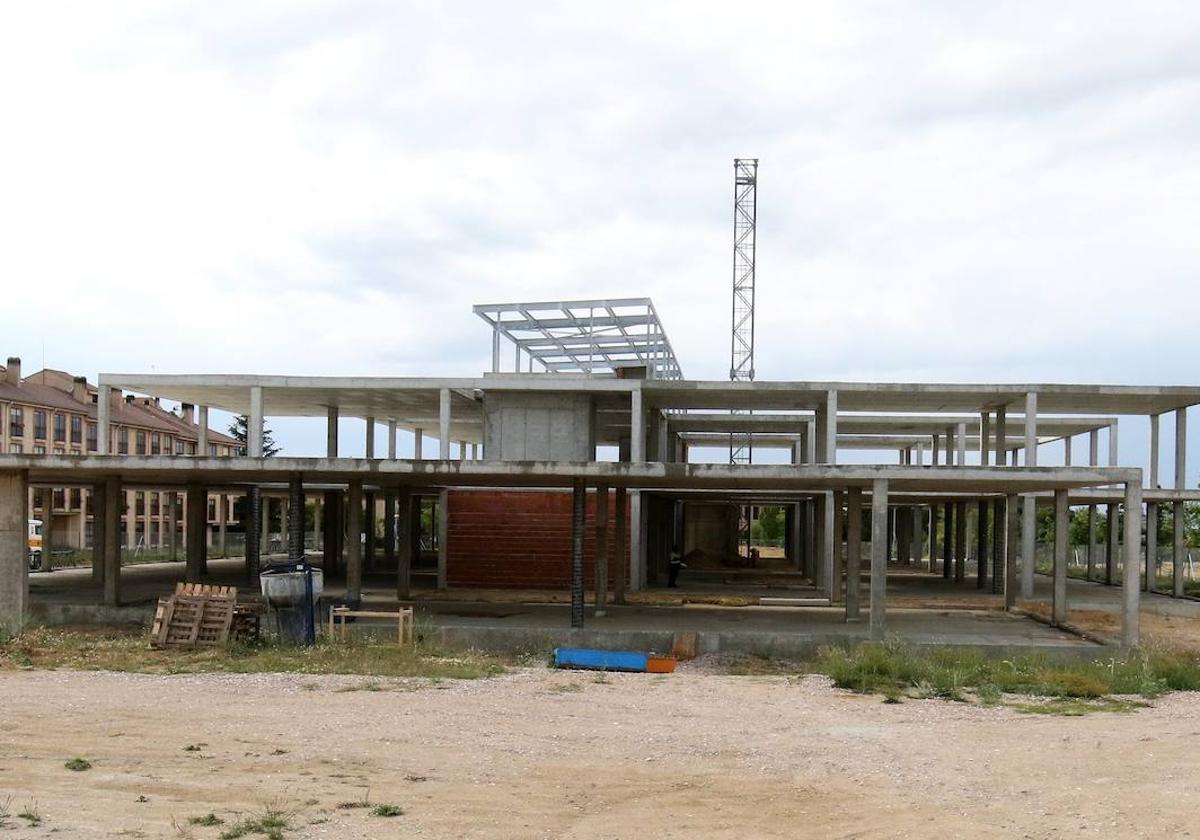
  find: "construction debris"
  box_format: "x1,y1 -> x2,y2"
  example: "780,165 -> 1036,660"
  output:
150,583 -> 260,649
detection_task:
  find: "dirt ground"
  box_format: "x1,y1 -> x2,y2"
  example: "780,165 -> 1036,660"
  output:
1,667 -> 1199,839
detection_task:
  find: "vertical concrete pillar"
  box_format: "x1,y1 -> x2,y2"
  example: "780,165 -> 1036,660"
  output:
995,407 -> 1007,466
817,390 -> 838,464
1052,489 -> 1069,626
97,385 -> 111,454
346,479 -> 363,602
570,479 -> 585,629
288,475 -> 305,560
365,417 -> 375,458
413,428 -> 423,460
990,498 -> 1004,595
245,487 -> 261,586
931,433 -> 940,466
595,484 -> 609,617
248,386 -> 264,457
955,422 -> 967,466
941,502 -> 952,579
1024,392 -> 1038,467
364,490 -> 376,571
384,490 -> 396,576
395,488 -> 412,599
954,500 -> 967,584
1087,429 -> 1099,581
438,388 -> 451,459
1105,503 -> 1117,586
1123,481 -> 1143,647
491,325 -> 501,373
1021,495 -> 1037,598
975,499 -> 988,589
185,482 -> 205,582
821,490 -> 835,598
831,490 -> 844,603
929,504 -> 939,572
1174,407 -> 1188,598
613,486 -> 627,605
869,479 -> 888,640
437,488 -> 449,589
260,494 -> 270,556
197,406 -> 209,455
313,496 -> 322,551
845,487 -> 862,622
1004,494 -> 1019,609
630,388 -> 644,461
124,490 -> 135,550
218,493 -> 228,558
1150,414 -> 1160,488
326,406 -> 339,457
1109,420 -> 1120,467
1063,435 -> 1072,467
1145,502 -> 1158,592
980,411 -> 990,465
0,471 -> 29,634
91,481 -> 106,584
280,498 -> 289,555
103,475 -> 122,607
166,491 -> 177,561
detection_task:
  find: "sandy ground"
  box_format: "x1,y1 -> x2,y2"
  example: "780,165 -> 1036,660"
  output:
1,667 -> 1199,839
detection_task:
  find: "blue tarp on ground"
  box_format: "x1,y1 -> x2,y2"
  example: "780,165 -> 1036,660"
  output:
554,647 -> 648,672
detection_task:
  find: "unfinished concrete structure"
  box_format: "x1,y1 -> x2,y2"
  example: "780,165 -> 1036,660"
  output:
1,298 -> 1197,653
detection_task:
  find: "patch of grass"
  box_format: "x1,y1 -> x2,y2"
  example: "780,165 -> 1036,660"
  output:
548,682 -> 583,693
17,802 -> 42,827
335,680 -> 386,693
0,627 -> 507,681
64,757 -> 92,771
723,654 -> 799,676
1011,697 -> 1146,716
370,804 -> 404,818
188,813 -> 224,826
809,641 -> 1200,713
218,804 -> 293,840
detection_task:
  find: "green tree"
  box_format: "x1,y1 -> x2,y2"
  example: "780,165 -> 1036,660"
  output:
227,415 -> 280,457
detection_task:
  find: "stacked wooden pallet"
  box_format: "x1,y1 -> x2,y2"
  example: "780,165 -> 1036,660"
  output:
150,583 -> 261,649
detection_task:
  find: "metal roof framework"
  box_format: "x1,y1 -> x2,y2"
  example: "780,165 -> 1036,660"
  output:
473,298 -> 684,380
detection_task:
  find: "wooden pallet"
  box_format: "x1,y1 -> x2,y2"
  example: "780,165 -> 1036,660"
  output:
175,582 -> 238,599
151,590 -> 238,649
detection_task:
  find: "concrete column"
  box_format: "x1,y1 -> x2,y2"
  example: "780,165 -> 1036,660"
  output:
218,493 -> 227,558
387,420 -> 397,459
97,386 -> 111,454
995,407 -> 1007,466
954,500 -> 967,583
197,406 -> 209,455
980,411 -> 990,465
805,420 -> 816,465
1087,429 -> 1099,581
932,433 -> 940,466
1146,502 -> 1158,592
1108,421 -> 1120,467
990,498 -> 1004,595
260,494 -> 270,555
103,475 -> 121,606
831,490 -> 844,603
365,417 -> 375,458
248,386 -> 264,457
1123,481 -> 1143,647
1052,489 -> 1069,626
630,388 -> 644,461
395,488 -> 412,599
288,475 -> 305,560
613,486 -> 627,605
346,479 -> 363,602
185,483 -> 205,581
364,490 -> 376,571
438,388 -> 451,459
846,487 -> 862,622
384,490 -> 396,577
976,499 -> 988,589
166,491 -> 177,561
1150,414 -> 1160,488
955,422 -> 967,465
1174,408 -> 1187,598
817,390 -> 838,464
280,497 -> 289,555
821,491 -> 835,598
326,406 -> 339,457
437,488 -> 448,589
1024,392 -> 1038,467
1021,496 -> 1037,598
491,325 -> 500,372
0,470 -> 29,634
1105,503 -> 1117,585
457,440 -> 467,461
1004,494 -> 1019,610
941,502 -> 952,579
124,490 -> 135,550
630,491 -> 645,592
413,428 -> 423,460
869,479 -> 888,640
1063,435 -> 1072,467
91,481 -> 106,584
595,484 -> 610,617
571,479 -> 585,629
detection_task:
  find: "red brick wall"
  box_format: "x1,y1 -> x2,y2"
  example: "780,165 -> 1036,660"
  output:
446,489 -> 630,589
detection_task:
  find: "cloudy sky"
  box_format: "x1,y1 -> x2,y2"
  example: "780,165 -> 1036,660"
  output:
2,2 -> 1198,475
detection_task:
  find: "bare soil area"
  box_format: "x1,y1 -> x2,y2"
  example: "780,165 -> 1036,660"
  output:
1,667 -> 1198,838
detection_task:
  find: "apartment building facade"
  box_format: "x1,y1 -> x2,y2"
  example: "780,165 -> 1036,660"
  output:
0,356 -> 242,558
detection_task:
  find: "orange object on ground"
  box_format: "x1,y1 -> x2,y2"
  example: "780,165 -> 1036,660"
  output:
646,656 -> 677,673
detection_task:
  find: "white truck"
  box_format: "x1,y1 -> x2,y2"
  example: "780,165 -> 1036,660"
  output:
28,518 -> 43,571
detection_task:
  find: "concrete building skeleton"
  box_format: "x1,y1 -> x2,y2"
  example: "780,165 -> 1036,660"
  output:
1,298 -> 1197,651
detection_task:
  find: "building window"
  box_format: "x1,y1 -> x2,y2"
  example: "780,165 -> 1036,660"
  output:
135,430 -> 146,455
70,488 -> 81,509
33,489 -> 43,509
33,445 -> 45,454
53,489 -> 65,509
186,441 -> 196,455
150,492 -> 160,516
10,442 -> 22,454
53,447 -> 64,455
33,410 -> 46,439
135,492 -> 145,516
175,439 -> 185,455
118,428 -> 129,455
164,434 -> 172,453
53,413 -> 65,442
150,432 -> 160,455
8,406 -> 23,437
86,423 -> 97,452
70,414 -> 82,443
209,444 -> 217,457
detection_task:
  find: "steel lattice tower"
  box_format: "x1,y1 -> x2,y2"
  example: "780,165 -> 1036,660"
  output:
729,158 -> 758,466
